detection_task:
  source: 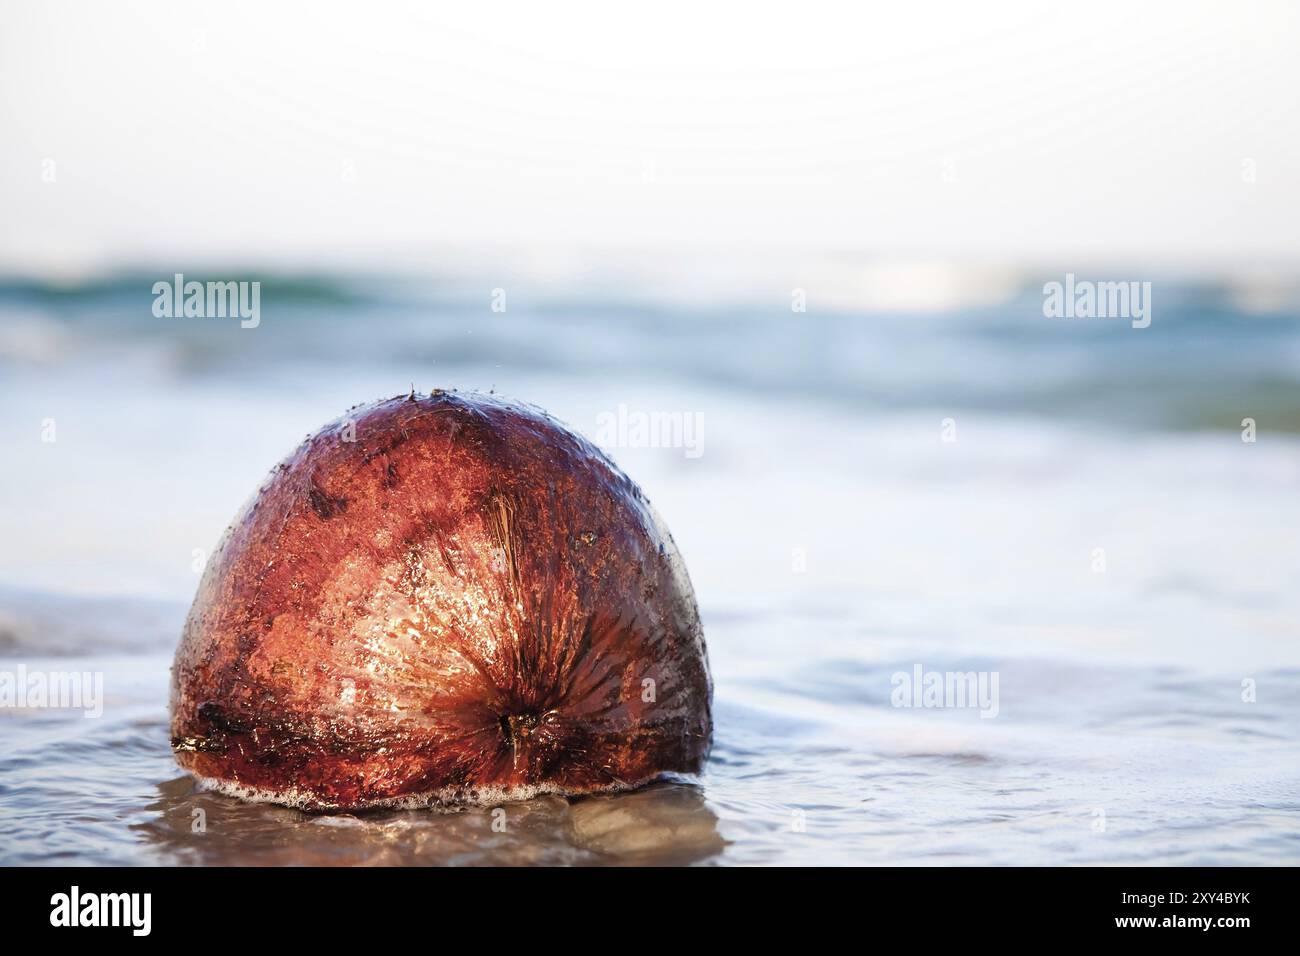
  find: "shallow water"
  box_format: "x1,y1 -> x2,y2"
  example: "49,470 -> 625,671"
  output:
3,614 -> 1299,865
2,267 -> 1299,864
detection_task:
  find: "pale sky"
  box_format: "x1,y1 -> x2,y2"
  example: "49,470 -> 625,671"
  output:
2,0 -> 1298,274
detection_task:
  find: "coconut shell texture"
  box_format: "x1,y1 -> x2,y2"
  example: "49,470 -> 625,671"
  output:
170,392 -> 712,810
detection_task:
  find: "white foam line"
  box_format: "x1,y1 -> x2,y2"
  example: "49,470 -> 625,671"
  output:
190,771 -> 657,812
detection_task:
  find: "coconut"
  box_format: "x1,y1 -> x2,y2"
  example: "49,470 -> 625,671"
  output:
170,391 -> 712,810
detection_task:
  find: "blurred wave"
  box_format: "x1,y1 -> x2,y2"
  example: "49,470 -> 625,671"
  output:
0,586 -> 183,657
3,267 -> 1300,431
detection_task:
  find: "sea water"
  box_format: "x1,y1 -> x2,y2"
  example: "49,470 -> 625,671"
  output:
1,264 -> 1298,864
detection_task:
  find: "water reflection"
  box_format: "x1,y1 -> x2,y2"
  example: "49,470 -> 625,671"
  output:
135,776 -> 725,866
